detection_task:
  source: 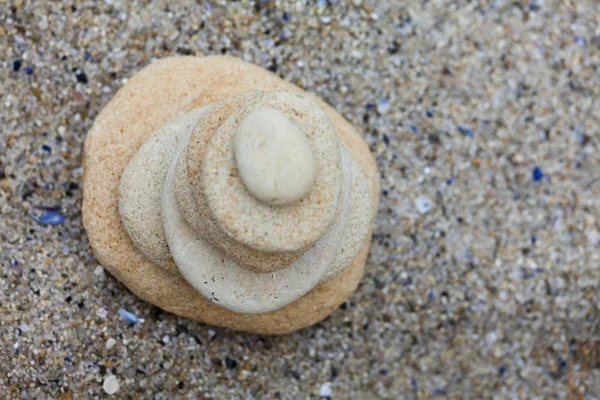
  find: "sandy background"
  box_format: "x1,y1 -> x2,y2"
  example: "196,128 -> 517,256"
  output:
1,1 -> 600,398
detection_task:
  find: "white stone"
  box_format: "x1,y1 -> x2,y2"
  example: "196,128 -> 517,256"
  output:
376,98 -> 390,115
319,382 -> 333,398
96,307 -> 108,319
234,107 -> 316,206
105,338 -> 117,350
103,375 -> 120,395
415,196 -> 434,214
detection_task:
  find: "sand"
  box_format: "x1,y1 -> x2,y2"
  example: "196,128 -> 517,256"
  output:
1,1 -> 599,398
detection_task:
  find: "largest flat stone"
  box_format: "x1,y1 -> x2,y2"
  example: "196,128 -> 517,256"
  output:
82,56 -> 379,334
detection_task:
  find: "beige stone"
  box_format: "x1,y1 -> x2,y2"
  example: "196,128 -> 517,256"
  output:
82,56 -> 379,334
234,107 -> 316,206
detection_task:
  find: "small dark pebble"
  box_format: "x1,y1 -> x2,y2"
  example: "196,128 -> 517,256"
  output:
267,59 -> 278,73
382,134 -> 390,145
457,125 -> 473,137
532,167 -> 544,182
84,51 -> 92,62
75,70 -> 88,84
176,47 -> 193,56
282,12 -> 289,22
225,356 -> 238,369
23,66 -> 34,75
65,296 -> 72,303
388,40 -> 400,54
42,144 -> 52,153
425,110 -> 433,118
178,381 -> 184,389
498,366 -> 506,376
579,134 -> 591,146
13,59 -> 22,71
64,355 -> 72,362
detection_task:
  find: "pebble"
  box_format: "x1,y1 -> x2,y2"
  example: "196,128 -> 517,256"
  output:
415,196 -> 434,214
319,16 -> 332,25
30,209 -> 66,226
103,375 -> 120,395
105,338 -> 117,350
118,308 -> 138,324
376,98 -> 391,115
96,307 -> 109,319
319,382 -> 333,398
532,167 -> 544,182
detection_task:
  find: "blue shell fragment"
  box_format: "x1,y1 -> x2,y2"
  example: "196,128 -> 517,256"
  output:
30,209 -> 66,225
118,308 -> 138,324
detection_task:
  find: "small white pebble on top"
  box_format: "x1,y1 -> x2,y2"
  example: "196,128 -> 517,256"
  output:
103,375 -> 120,395
19,323 -> 31,333
319,382 -> 333,398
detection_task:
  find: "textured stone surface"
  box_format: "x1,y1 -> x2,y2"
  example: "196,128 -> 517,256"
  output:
1,1 -> 599,399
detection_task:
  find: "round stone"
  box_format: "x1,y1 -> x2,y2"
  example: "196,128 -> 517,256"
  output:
233,107 -> 316,206
103,375 -> 120,395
